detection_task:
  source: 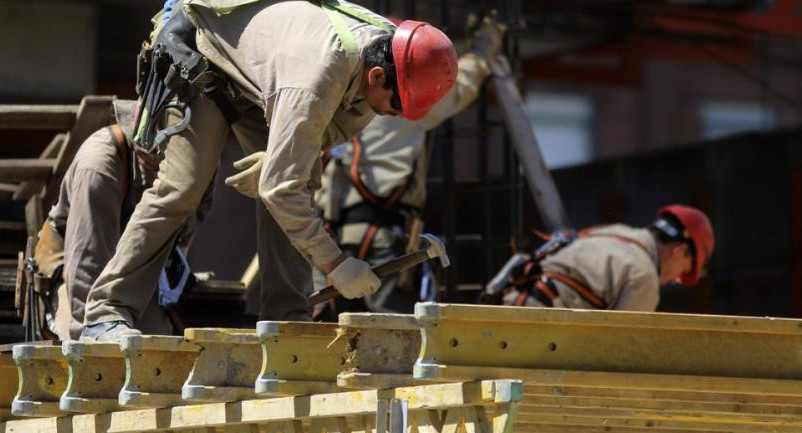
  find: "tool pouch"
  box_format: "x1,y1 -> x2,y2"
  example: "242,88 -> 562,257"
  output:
133,6 -> 238,156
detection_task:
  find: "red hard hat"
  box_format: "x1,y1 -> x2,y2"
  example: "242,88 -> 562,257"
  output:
657,204 -> 715,286
392,20 -> 458,120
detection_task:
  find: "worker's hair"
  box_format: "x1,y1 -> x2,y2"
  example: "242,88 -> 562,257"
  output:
650,213 -> 696,257
364,34 -> 397,91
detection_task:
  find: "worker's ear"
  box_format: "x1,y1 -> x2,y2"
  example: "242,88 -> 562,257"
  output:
367,66 -> 387,88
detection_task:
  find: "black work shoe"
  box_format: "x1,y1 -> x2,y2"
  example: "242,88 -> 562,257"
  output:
79,320 -> 141,342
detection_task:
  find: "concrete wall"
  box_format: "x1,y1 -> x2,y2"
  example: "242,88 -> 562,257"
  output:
0,1 -> 96,102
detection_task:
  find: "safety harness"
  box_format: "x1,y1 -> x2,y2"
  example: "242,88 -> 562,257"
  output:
325,135 -> 417,261
503,228 -> 652,309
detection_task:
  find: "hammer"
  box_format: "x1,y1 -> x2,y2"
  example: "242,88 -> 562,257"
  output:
307,233 -> 450,306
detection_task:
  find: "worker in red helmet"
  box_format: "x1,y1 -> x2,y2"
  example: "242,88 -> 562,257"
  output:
227,16 -> 505,317
80,0 -> 457,342
487,205 -> 715,311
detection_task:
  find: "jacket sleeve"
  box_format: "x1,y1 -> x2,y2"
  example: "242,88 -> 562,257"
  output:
418,53 -> 491,131
259,87 -> 343,268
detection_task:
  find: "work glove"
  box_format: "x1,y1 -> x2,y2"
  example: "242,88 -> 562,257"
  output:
469,13 -> 506,61
328,257 -> 381,299
224,151 -> 264,198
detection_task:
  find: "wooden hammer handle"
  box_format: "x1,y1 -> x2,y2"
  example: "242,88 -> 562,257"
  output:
308,249 -> 430,306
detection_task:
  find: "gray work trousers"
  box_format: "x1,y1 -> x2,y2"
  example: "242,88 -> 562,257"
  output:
83,94 -> 312,328
49,128 -> 172,340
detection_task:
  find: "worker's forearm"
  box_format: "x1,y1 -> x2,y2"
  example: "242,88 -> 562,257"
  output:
320,253 -> 348,274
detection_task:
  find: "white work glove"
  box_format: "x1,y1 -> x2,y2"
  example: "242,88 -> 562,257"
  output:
328,257 -> 381,299
224,151 -> 264,198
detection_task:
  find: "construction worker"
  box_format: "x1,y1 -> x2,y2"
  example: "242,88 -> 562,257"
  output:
79,0 -> 458,341
227,17 -> 505,316
486,205 -> 715,311
42,100 -> 211,340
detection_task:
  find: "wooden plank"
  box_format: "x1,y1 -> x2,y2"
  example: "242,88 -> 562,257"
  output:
182,328 -> 261,402
0,380 -> 521,433
43,96 -> 115,208
0,160 -> 55,183
514,412 -> 802,433
414,303 -> 802,380
13,134 -> 67,201
24,196 -> 43,237
255,321 -> 343,397
0,105 -> 78,130
0,222 -> 25,231
118,335 -> 200,408
60,342 -> 126,414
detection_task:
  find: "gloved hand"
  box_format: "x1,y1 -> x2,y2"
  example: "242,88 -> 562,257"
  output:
224,151 -> 264,198
328,257 -> 381,299
470,13 -> 506,61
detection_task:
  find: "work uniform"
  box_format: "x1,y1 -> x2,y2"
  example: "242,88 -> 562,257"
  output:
48,102 -> 211,340
315,53 -> 490,313
83,0 -> 392,327
504,224 -> 661,311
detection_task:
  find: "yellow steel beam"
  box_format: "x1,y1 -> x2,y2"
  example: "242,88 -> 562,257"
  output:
11,344 -> 67,417
182,328 -> 261,402
119,335 -> 200,408
414,303 -> 802,380
255,321 -> 343,396
0,350 -> 18,421
60,342 -> 125,414
336,313 -> 422,389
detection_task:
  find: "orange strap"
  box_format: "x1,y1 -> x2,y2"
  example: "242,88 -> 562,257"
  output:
357,224 -> 380,260
543,271 -> 608,309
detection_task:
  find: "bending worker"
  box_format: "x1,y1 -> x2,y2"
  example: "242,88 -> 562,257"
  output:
41,100 -> 211,340
228,17 -> 505,315
488,205 -> 715,311
80,0 -> 458,341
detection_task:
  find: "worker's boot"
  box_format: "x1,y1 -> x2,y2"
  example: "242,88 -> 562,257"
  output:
79,320 -> 141,342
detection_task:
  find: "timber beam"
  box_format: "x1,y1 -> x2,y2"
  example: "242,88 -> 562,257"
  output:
182,328 -> 261,402
337,313 -> 423,389
255,321 -> 344,396
60,342 -> 126,413
119,335 -> 200,408
11,344 -> 67,417
0,380 -> 522,433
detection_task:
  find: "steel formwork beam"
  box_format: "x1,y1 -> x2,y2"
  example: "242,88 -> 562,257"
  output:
255,321 -> 344,396
11,344 -> 67,417
0,350 -> 17,421
182,328 -> 262,402
60,342 -> 126,414
119,335 -> 200,408
414,303 -> 802,380
336,313 -> 422,389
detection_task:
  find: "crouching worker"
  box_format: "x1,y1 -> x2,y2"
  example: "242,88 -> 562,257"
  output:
37,100 -> 212,340
485,205 -> 715,311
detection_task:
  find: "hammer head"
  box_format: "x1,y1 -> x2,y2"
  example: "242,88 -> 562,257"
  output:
420,233 -> 450,268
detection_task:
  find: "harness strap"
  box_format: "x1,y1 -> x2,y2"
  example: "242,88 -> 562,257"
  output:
357,224 -> 379,260
583,233 -> 652,259
108,124 -> 129,202
543,271 -> 608,309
